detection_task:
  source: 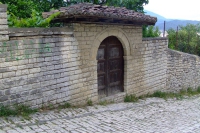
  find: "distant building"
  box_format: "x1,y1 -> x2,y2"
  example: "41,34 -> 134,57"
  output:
160,30 -> 168,37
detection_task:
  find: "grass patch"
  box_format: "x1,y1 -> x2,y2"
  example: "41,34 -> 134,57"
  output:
124,87 -> 200,103
124,94 -> 138,102
99,100 -> 108,106
197,87 -> 200,93
179,89 -> 187,95
151,91 -> 168,99
98,100 -> 114,106
186,87 -> 199,95
0,102 -> 72,118
14,104 -> 37,119
1,87 -> 200,117
0,104 -> 37,118
0,105 -> 16,117
87,100 -> 93,106
41,102 -> 72,111
86,99 -> 93,106
58,102 -> 71,109
150,91 -> 183,100
40,103 -> 54,111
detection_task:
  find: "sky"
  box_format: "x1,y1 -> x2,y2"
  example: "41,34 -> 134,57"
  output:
144,0 -> 200,21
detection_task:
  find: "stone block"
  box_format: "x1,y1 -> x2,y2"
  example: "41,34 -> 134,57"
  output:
29,68 -> 40,74
0,35 -> 8,41
0,95 -> 8,102
3,71 -> 15,78
0,25 -> 8,30
0,13 -> 7,18
45,57 -> 53,62
0,19 -> 7,24
75,32 -> 82,37
0,30 -> 8,34
21,69 -> 29,75
0,8 -> 7,12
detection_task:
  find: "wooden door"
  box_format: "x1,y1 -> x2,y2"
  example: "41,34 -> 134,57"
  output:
97,36 -> 124,97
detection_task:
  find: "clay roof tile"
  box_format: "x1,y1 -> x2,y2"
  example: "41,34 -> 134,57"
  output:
43,3 -> 157,25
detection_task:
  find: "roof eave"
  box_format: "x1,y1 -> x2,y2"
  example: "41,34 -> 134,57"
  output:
51,16 -> 156,26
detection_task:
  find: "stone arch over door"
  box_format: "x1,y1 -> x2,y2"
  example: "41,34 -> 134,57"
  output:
90,27 -> 131,98
90,28 -> 131,60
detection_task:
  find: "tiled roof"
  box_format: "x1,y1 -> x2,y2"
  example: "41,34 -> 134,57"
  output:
43,3 -> 157,25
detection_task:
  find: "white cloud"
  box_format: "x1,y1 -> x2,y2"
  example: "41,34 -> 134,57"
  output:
144,0 -> 200,20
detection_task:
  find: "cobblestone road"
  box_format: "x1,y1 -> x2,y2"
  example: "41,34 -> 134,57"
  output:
0,95 -> 200,133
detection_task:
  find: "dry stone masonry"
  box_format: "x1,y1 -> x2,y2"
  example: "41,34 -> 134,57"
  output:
0,3 -> 199,107
0,5 -> 8,41
167,49 -> 200,91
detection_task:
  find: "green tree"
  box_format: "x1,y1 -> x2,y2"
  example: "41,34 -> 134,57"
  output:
69,0 -> 149,12
0,0 -> 63,27
32,0 -> 68,12
0,0 -> 69,18
105,0 -> 148,12
167,28 -> 176,49
0,0 -> 38,18
167,23 -> 200,55
143,25 -> 160,37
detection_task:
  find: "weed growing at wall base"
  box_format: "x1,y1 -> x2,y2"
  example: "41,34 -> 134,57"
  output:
124,94 -> 138,102
0,104 -> 37,118
150,91 -> 183,100
0,105 -> 16,117
125,87 -> 200,102
86,99 -> 93,106
197,87 -> 200,93
1,88 -> 200,117
58,102 -> 71,109
40,102 -> 72,112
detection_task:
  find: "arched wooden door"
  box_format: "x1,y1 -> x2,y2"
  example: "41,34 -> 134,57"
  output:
97,36 -> 124,97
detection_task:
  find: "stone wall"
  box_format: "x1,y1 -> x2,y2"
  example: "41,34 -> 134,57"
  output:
0,25 -> 168,107
0,27 -> 89,108
0,4 -> 170,107
167,49 -> 200,91
0,4 -> 8,41
132,38 -> 168,95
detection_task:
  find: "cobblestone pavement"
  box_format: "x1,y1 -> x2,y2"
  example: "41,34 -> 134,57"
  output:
0,96 -> 200,133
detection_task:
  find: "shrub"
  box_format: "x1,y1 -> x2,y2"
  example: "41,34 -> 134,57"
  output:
8,10 -> 60,27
